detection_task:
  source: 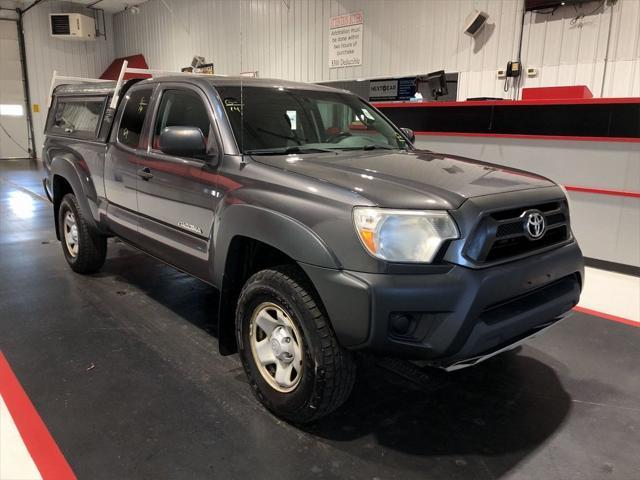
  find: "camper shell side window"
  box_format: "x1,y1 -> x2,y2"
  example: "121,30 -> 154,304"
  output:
46,95 -> 108,140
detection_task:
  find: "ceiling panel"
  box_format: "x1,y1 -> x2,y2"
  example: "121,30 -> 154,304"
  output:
65,0 -> 148,14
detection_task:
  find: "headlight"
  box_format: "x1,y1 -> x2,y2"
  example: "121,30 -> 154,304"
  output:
353,207 -> 459,263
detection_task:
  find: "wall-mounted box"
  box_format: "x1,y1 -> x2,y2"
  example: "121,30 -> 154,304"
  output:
49,14 -> 95,41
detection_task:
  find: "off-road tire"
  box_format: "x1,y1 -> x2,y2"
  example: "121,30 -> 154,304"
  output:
236,266 -> 356,423
58,193 -> 107,274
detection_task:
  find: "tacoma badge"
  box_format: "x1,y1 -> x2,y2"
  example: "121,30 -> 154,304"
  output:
178,222 -> 204,235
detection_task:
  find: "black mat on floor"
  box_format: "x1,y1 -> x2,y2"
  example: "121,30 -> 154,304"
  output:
1,161 -> 638,479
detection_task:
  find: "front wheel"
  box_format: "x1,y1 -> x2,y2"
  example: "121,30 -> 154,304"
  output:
58,193 -> 107,274
236,266 -> 356,423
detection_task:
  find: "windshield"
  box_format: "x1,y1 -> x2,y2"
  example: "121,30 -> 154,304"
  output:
216,85 -> 408,154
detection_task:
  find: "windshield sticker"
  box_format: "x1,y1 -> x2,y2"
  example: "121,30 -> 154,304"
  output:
224,98 -> 243,113
286,110 -> 297,130
361,108 -> 375,121
137,97 -> 148,114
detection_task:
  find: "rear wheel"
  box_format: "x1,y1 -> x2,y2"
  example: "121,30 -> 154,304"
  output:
58,193 -> 107,274
236,266 -> 356,423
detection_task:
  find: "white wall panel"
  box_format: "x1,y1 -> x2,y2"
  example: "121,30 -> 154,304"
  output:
111,0 -> 640,100
21,0 -> 115,151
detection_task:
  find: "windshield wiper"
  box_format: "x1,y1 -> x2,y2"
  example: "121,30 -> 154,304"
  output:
362,144 -> 395,150
335,144 -> 396,151
246,146 -> 336,155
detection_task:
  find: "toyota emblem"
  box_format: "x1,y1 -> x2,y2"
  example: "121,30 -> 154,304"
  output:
522,210 -> 546,240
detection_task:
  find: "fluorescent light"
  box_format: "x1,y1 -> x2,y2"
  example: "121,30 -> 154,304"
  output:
0,104 -> 24,116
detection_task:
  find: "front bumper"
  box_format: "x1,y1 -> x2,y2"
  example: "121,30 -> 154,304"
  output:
302,240 -> 584,367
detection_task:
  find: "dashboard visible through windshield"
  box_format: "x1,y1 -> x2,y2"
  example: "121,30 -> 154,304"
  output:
216,85 -> 408,154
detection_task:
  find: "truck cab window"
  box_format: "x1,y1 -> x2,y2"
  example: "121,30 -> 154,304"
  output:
118,88 -> 153,149
152,89 -> 212,154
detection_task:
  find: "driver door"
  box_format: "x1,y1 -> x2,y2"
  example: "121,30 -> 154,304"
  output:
134,84 -> 223,281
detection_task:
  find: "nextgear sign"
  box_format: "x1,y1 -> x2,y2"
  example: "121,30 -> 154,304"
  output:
329,12 -> 363,69
369,80 -> 397,99
369,77 -> 417,101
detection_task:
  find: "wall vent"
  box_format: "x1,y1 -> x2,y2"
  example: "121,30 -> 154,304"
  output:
49,14 -> 95,41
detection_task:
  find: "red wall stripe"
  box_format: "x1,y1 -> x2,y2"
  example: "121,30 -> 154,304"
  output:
564,186 -> 640,199
412,130 -> 640,144
0,352 -> 76,480
372,97 -> 640,108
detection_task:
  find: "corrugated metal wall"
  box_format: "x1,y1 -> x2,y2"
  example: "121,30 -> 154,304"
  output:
510,0 -> 640,99
22,0 -> 115,150
112,0 -> 640,98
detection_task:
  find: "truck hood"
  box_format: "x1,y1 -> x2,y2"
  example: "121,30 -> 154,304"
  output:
253,149 -> 555,209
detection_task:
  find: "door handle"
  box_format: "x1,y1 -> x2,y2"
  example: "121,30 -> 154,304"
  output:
137,167 -> 153,181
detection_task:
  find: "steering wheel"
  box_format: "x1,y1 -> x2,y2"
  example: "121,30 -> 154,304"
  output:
325,131 -> 352,143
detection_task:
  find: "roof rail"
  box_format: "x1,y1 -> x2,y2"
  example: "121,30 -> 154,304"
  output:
48,60 -> 226,109
47,70 -> 112,107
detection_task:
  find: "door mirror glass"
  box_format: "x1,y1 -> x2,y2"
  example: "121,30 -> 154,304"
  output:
400,127 -> 415,144
159,126 -> 206,157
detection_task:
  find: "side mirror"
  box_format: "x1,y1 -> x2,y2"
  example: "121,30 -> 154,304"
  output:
159,126 -> 206,157
400,127 -> 415,144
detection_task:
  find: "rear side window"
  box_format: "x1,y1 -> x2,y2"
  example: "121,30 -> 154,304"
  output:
49,97 -> 105,138
118,88 -> 153,149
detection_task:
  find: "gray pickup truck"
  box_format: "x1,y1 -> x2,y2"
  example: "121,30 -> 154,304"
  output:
43,76 -> 584,423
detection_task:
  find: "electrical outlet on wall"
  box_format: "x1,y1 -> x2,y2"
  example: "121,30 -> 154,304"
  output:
527,67 -> 538,77
497,69 -> 507,79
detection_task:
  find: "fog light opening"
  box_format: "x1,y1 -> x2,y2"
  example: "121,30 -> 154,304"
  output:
390,313 -> 413,336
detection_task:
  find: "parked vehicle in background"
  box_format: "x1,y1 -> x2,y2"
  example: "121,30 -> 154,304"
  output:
43,74 -> 584,423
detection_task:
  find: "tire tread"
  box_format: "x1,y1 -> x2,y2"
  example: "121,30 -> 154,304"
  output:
59,193 -> 107,274
237,265 -> 356,423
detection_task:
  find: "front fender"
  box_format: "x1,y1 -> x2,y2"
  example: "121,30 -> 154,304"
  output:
211,203 -> 342,355
211,203 -> 340,287
50,155 -> 102,232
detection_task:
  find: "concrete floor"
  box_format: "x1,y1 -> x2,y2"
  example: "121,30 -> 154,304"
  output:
1,159 -> 639,480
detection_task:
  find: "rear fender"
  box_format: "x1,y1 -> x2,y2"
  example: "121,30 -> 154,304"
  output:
50,155 -> 103,235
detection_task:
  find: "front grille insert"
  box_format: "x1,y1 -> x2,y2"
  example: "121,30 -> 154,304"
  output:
466,200 -> 571,263
486,226 -> 568,261
479,274 -> 579,325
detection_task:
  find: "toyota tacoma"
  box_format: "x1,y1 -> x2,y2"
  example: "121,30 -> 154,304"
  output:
43,76 -> 584,423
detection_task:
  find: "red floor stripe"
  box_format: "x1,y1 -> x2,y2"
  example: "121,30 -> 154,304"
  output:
573,306 -> 640,327
0,351 -> 76,480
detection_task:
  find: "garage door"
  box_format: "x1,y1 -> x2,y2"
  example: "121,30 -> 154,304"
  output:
0,19 -> 29,159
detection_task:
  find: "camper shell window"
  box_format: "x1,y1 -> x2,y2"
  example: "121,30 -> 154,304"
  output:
47,95 -> 108,140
